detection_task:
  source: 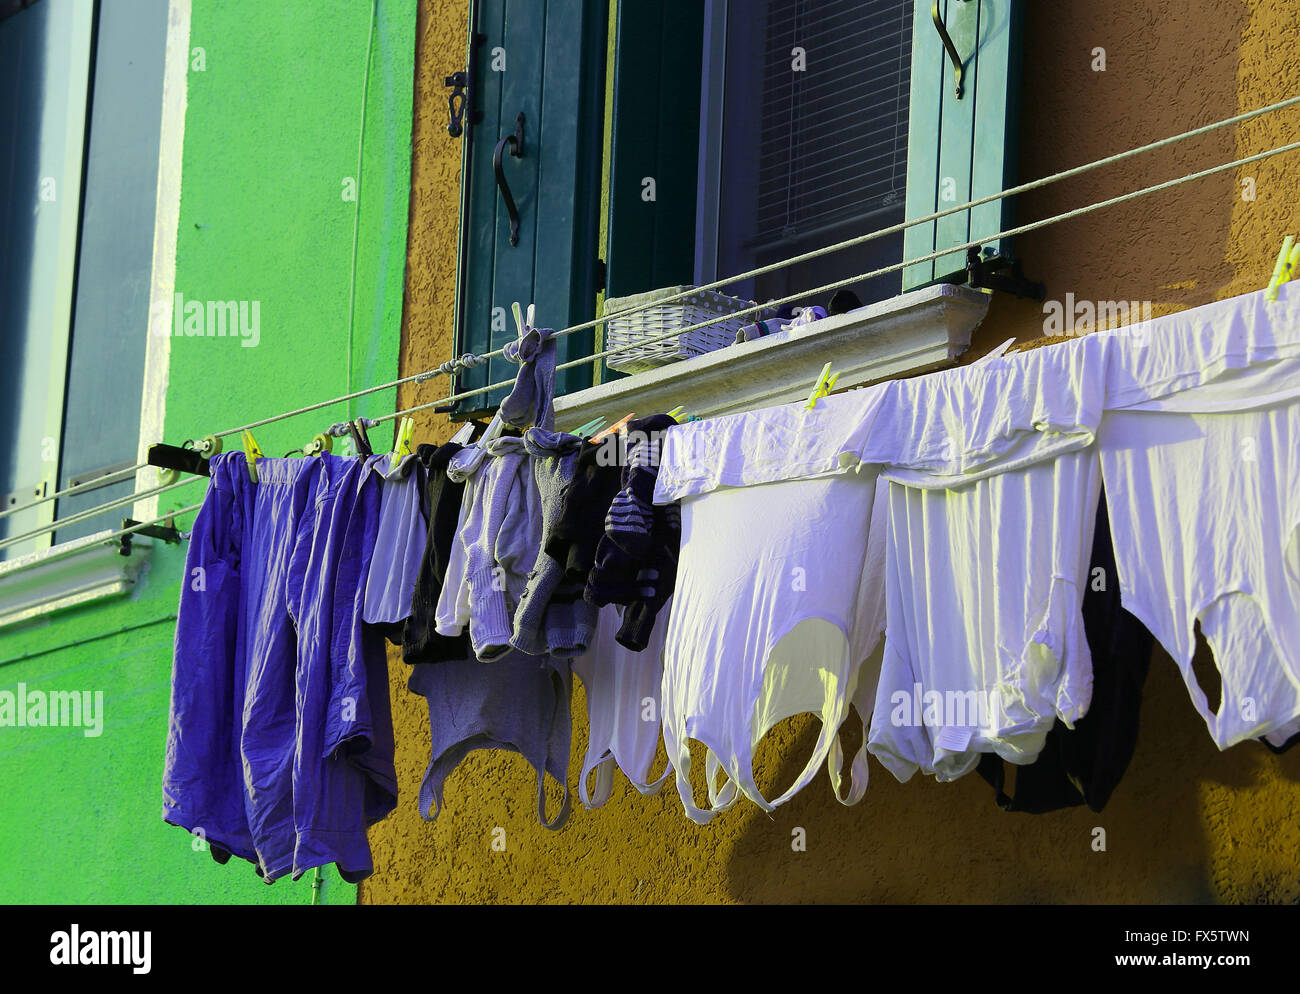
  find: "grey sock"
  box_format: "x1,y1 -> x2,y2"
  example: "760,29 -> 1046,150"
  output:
500,326 -> 556,430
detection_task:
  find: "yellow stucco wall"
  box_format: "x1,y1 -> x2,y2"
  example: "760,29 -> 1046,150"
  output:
362,0 -> 1300,905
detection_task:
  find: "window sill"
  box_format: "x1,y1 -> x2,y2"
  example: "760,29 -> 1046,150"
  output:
554,282 -> 991,429
0,531 -> 153,630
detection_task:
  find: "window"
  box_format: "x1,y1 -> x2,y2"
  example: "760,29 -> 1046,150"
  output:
0,0 -> 170,560
451,0 -> 1024,403
696,0 -> 912,308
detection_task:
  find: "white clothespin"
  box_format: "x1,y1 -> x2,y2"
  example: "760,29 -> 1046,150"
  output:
478,410 -> 506,447
973,338 -> 1017,364
511,301 -> 536,336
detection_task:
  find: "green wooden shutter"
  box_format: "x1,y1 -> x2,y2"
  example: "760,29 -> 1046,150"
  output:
902,0 -> 1025,290
601,0 -> 704,384
604,0 -> 703,300
453,0 -> 607,414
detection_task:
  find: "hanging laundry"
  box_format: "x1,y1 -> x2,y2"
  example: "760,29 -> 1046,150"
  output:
571,601 -> 674,809
1261,723 -> 1300,753
975,484 -> 1155,813
865,341 -> 1107,782
1100,282 -> 1300,411
653,409 -> 887,824
1094,284 -> 1300,750
402,441 -> 473,664
511,428 -> 599,657
406,652 -> 572,830
435,435 -> 541,662
868,451 -> 1102,781
361,451 -> 427,643
545,435 -> 624,589
655,382 -> 894,495
499,321 -> 558,431
584,414 -> 681,652
163,451 -> 396,883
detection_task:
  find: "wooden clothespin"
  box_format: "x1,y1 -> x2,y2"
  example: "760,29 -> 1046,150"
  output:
804,362 -> 839,410
589,413 -> 635,443
240,430 -> 262,483
1266,235 -> 1300,301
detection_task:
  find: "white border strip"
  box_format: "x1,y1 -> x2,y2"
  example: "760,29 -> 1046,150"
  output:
136,0 -> 192,523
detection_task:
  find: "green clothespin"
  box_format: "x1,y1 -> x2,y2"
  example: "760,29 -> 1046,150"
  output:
804,362 -> 839,410
240,430 -> 262,483
1267,235 -> 1300,301
575,417 -> 606,439
666,406 -> 687,423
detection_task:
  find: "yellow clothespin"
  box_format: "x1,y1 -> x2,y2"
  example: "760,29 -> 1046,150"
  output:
240,430 -> 262,483
1267,235 -> 1300,301
666,406 -> 687,423
389,416 -> 414,473
590,413 -> 634,443
302,432 -> 332,457
804,362 -> 839,410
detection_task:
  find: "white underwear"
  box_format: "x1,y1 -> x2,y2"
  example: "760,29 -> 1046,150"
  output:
571,602 -> 673,808
868,449 -> 1101,781
1099,356 -> 1300,749
658,470 -> 885,825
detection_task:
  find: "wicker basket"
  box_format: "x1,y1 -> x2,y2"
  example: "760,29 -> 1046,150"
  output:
603,285 -> 768,374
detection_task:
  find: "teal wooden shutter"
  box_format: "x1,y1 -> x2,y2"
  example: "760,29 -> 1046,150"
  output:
601,0 -> 704,384
453,0 -> 607,414
902,0 -> 1025,290
604,0 -> 703,300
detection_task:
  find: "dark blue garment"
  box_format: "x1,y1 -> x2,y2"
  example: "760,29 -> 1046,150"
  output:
406,651 -> 572,830
163,451 -> 268,865
163,452 -> 395,883
284,453 -> 395,881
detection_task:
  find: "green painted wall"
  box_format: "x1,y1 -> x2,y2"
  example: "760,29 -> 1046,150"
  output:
0,0 -> 415,904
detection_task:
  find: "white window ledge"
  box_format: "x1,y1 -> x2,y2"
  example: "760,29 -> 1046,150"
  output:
0,532 -> 153,630
554,282 -> 992,430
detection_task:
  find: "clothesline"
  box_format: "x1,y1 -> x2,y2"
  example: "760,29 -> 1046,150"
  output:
244,137 -> 1300,428
4,97 -> 1300,549
0,503 -> 204,579
160,282 -> 1300,882
0,478 -> 201,553
209,93 -> 1300,437
0,464 -> 144,522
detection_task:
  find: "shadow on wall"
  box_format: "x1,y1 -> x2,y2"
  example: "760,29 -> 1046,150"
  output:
966,0 -> 1265,357
722,640 -> 1300,905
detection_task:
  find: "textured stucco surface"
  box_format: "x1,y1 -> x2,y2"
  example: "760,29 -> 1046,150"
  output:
0,0 -> 415,903
363,0 -> 1300,905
